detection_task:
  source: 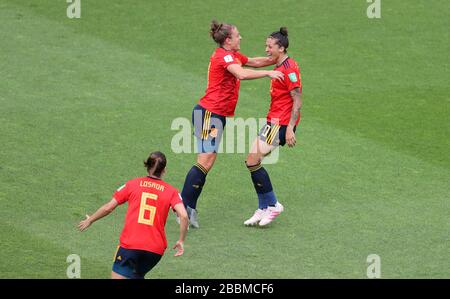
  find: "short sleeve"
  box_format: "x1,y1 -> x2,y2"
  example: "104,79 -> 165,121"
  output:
284,67 -> 302,92
113,182 -> 130,205
220,51 -> 248,69
234,52 -> 249,66
170,191 -> 184,211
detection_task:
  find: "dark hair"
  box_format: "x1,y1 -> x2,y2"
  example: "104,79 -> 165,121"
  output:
269,27 -> 289,52
144,151 -> 167,177
210,20 -> 235,46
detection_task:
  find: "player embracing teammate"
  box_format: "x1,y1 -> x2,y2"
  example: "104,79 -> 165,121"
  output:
179,20 -> 284,228
76,24 -> 302,279
180,23 -> 302,228
244,27 -> 302,227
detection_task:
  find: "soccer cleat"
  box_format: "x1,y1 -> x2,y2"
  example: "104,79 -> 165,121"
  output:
186,206 -> 200,228
244,209 -> 266,226
258,202 -> 284,226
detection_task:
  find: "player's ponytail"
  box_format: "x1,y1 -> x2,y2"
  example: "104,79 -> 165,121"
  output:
144,151 -> 167,178
269,27 -> 289,52
210,20 -> 235,46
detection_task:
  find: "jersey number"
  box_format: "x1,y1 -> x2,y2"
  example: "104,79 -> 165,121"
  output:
261,124 -> 271,138
138,192 -> 158,226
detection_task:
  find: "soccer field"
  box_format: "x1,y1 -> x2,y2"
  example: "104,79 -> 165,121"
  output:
1,0 -> 448,278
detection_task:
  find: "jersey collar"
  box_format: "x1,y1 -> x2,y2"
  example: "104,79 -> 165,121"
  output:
276,56 -> 289,68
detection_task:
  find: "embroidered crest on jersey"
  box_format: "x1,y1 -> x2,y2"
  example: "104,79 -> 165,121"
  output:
210,128 -> 218,138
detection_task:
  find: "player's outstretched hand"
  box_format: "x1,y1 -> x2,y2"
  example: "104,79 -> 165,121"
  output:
268,70 -> 284,81
78,214 -> 92,232
173,240 -> 184,257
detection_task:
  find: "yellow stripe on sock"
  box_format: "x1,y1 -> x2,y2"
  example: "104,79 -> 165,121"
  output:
247,163 -> 262,172
249,165 -> 262,172
195,163 -> 208,175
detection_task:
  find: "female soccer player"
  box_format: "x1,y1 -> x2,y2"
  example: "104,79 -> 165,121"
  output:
244,27 -> 303,227
78,151 -> 189,279
180,20 -> 284,228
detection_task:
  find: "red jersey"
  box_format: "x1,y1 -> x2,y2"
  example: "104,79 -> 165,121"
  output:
199,48 -> 249,117
113,176 -> 183,255
267,57 -> 302,126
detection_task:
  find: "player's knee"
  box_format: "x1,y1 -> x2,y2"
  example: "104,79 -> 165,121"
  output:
197,153 -> 216,171
111,271 -> 127,279
202,161 -> 214,171
246,153 -> 261,166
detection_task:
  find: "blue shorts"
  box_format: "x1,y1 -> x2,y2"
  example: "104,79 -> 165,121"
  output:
112,246 -> 162,279
192,104 -> 226,153
259,122 -> 297,146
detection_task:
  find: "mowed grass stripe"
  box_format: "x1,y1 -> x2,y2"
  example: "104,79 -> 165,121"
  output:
0,3 -> 202,271
0,220 -> 113,278
6,0 -> 448,170
1,1 -> 449,278
162,120 -> 449,278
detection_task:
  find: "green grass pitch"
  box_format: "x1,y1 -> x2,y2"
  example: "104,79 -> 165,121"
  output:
0,0 -> 448,278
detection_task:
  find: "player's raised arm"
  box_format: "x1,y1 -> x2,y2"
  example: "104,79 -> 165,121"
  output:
245,56 -> 276,68
78,198 -> 119,232
227,64 -> 283,81
172,202 -> 188,256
